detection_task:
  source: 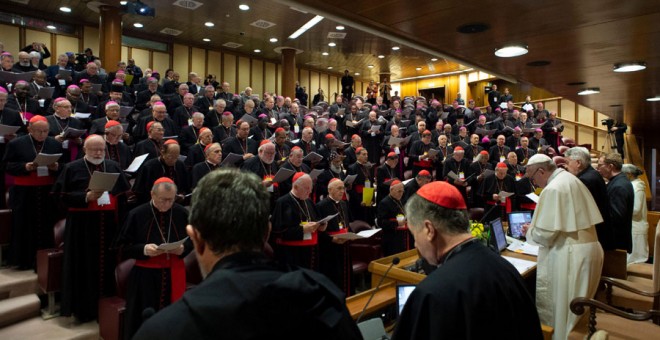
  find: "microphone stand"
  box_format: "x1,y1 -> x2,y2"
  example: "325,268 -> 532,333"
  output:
356,256 -> 400,324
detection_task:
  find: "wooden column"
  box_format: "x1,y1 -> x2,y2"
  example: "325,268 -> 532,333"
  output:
99,5 -> 122,71
280,48 -> 296,99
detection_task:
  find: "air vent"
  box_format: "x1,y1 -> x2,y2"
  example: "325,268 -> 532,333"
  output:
160,27 -> 183,36
566,81 -> 586,86
173,0 -> 204,10
306,61 -> 321,66
327,32 -> 346,39
527,60 -> 551,67
223,42 -> 243,48
250,20 -> 276,29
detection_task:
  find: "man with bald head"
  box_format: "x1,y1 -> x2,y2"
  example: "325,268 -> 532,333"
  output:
3,116 -> 63,269
191,142 -> 222,188
378,179 -> 411,255
74,61 -> 107,93
133,139 -> 190,205
135,101 -> 179,141
222,121 -> 257,167
167,83 -> 189,112
46,98 -> 85,163
54,134 -> 130,322
173,93 -> 199,128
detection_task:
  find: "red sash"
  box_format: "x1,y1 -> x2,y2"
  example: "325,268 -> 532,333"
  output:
520,202 -> 536,211
276,231 -> 318,246
69,193 -> 117,211
13,172 -> 55,186
486,197 -> 512,213
135,254 -> 186,302
354,185 -> 364,194
413,160 -> 432,168
327,228 -> 348,236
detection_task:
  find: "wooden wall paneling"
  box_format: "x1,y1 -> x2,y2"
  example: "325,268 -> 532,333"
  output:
131,48 -> 150,73
172,44 -> 189,75
152,52 -> 170,74
0,24 -> 20,55
222,53 -> 237,91
577,104 -> 594,126
264,62 -> 276,98
563,123 -> 576,140
25,29 -> 52,65
310,71 -> 320,99
596,130 -> 608,153
120,46 -> 129,66
190,47 -> 206,77
300,69 -> 310,102
544,100 -> 559,115
237,56 -> 251,92
329,76 -> 338,100
83,26 -> 99,58
578,126 -> 593,146
251,59 -> 264,98
459,74 -> 468,100
55,35 -> 79,63
597,112 -> 610,126
319,73 -> 329,102
207,51 -> 221,81
560,98 -> 576,121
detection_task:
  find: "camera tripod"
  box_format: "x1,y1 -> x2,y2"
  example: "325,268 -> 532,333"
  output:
606,132 -> 619,154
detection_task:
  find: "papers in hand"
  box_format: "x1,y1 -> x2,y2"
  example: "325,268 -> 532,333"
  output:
91,84 -> 102,93
343,174 -> 357,185
0,124 -> 21,136
369,124 -> 381,132
303,152 -> 323,163
37,87 -> 54,99
57,69 -> 72,78
525,192 -> 539,203
309,169 -> 324,181
446,171 -> 462,181
507,241 -> 539,256
332,228 -> 382,240
220,153 -> 244,167
336,108 -> 346,117
124,154 -> 148,172
482,169 -> 495,178
501,256 -> 536,275
345,118 -> 364,128
97,191 -> 111,206
119,106 -> 134,118
88,172 -> 120,191
498,191 -> 514,198
157,237 -> 190,251
272,167 -> 295,183
316,213 -> 338,224
73,112 -> 91,119
427,148 -> 440,158
62,127 -> 86,138
0,70 -> 34,83
33,153 -> 62,166
239,114 -> 258,125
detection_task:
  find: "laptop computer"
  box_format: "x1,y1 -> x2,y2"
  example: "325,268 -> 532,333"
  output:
489,218 -> 508,252
396,284 -> 417,316
508,211 -> 532,239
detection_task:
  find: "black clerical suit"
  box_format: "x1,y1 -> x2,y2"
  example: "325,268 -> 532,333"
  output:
377,195 -> 410,256
133,138 -> 162,162
577,166 -> 614,250
480,173 -> 516,222
191,161 -> 220,188
132,158 -> 190,205
316,197 -> 354,295
222,136 -> 257,168
104,141 -> 133,170
271,193 -> 321,270
607,173 -> 634,252
376,163 -> 401,204
347,162 -> 375,224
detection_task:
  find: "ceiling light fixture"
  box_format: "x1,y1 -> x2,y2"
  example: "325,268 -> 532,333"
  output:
328,42 -> 336,47
378,55 -> 384,59
391,46 -> 400,51
120,1 -> 128,5
336,25 -> 345,30
59,6 -> 71,13
133,23 -> 144,28
578,87 -> 600,96
254,49 -> 261,53
327,66 -> 333,70
646,96 -> 660,102
494,44 -> 528,57
239,4 -> 250,11
613,62 -> 646,72
431,58 -> 438,62
203,38 -> 211,42
269,38 -> 278,43
321,52 -> 329,56
46,25 -> 56,30
367,65 -> 374,68
354,72 -> 360,75
416,67 -> 422,71
288,15 -> 324,39
205,22 -> 214,27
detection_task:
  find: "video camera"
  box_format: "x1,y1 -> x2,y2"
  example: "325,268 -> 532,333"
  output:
601,118 -> 614,132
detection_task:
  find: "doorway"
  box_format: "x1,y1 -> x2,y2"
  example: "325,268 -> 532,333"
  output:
418,87 -> 445,103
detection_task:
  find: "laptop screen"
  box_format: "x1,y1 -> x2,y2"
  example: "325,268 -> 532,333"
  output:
508,211 -> 532,239
396,285 -> 416,316
490,218 -> 508,252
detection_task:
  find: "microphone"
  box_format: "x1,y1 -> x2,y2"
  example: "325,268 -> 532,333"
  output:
356,256 -> 400,324
142,307 -> 156,321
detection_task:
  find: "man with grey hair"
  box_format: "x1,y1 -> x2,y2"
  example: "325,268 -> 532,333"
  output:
204,98 -> 227,128
13,51 -> 37,72
393,180 -> 541,339
523,153 -> 603,340
597,152 -> 634,252
565,147 -> 614,250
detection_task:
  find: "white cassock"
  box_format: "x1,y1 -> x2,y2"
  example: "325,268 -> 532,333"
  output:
628,178 -> 649,264
526,168 -> 604,340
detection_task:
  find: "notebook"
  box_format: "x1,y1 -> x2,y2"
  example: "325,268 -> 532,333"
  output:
508,211 -> 532,239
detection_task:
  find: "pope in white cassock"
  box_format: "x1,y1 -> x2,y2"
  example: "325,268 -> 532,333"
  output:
523,154 -> 604,340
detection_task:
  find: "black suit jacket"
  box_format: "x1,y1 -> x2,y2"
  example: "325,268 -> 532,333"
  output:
607,173 -> 634,252
578,166 -> 615,250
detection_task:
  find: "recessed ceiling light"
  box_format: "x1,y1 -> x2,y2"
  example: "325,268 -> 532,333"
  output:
269,38 -> 278,43
133,23 -> 144,28
120,1 -> 128,5
205,22 -> 215,27
613,62 -> 646,73
646,96 -> 660,102
494,44 -> 528,57
254,49 -> 261,53
328,42 -> 336,47
431,58 -> 438,62
203,38 -> 211,42
336,25 -> 345,30
378,55 -> 384,59
46,25 -> 56,30
327,66 -> 333,70
578,87 -> 600,96
367,65 -> 374,68
239,4 -> 250,10
354,72 -> 360,75
566,81 -> 586,86
289,15 -> 324,39
59,6 -> 71,13
391,46 -> 400,51
321,52 -> 329,56
416,67 -> 422,71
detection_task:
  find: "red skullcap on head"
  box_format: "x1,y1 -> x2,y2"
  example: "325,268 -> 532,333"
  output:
292,172 -> 306,184
164,139 -> 179,145
259,140 -> 271,146
453,146 -> 464,152
496,162 -> 508,169
329,178 -> 341,184
146,121 -> 155,132
351,134 -> 359,140
236,120 -> 242,126
275,127 -> 285,133
355,147 -> 364,154
29,115 -> 47,124
387,152 -> 397,158
222,111 -> 233,116
105,120 -> 120,129
479,150 -> 489,156
417,170 -> 431,177
291,146 -> 302,152
199,127 -> 210,134
204,144 -> 213,153
390,179 -> 402,186
325,133 -> 335,140
422,130 -> 431,136
154,177 -> 174,186
416,181 -> 467,210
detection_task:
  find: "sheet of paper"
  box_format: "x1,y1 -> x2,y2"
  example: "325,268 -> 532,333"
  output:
525,192 -> 539,203
498,191 -> 514,198
316,213 -> 339,224
97,191 -> 111,206
239,114 -> 257,125
507,241 -> 539,256
0,70 -> 34,83
157,237 -> 190,251
0,124 -> 21,136
62,127 -> 87,138
119,106 -> 134,118
427,148 -> 440,158
309,168 -> 324,180
33,153 -> 62,166
482,169 -> 495,178
57,69 -> 72,78
272,167 -> 295,183
447,170 -> 459,181
220,153 -> 244,167
303,152 -> 323,163
343,174 -> 357,185
336,108 -> 345,117
125,154 -> 148,172
36,165 -> 49,177
37,87 -> 54,99
501,256 -> 536,275
91,84 -> 102,93
332,228 -> 382,240
369,124 -> 381,132
88,172 -> 120,191
73,112 -> 91,119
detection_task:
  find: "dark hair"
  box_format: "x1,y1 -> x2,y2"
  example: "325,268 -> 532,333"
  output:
405,194 -> 470,235
189,169 -> 270,254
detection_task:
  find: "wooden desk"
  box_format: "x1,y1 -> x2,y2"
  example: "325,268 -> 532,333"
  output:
346,281 -> 396,320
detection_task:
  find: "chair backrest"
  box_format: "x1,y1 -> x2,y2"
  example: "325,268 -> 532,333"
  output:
653,219 -> 660,292
115,259 -> 135,299
350,220 -> 371,233
54,219 -> 66,248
